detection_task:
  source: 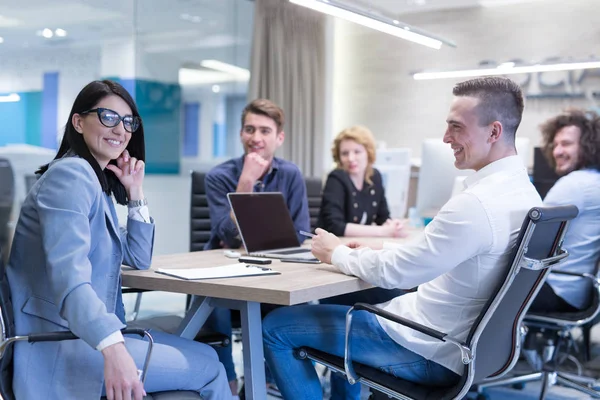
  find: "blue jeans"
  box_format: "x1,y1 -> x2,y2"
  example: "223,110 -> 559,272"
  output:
320,287 -> 407,399
102,330 -> 232,399
205,305 -> 279,384
263,304 -> 459,400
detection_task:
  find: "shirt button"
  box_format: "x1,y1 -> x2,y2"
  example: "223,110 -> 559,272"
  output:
353,216 -> 358,222
371,189 -> 375,195
352,192 -> 356,196
353,203 -> 358,208
372,201 -> 377,207
373,214 -> 377,219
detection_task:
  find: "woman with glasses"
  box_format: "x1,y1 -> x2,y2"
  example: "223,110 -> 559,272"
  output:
6,80 -> 230,400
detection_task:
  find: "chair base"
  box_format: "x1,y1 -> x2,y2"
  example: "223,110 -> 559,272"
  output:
476,370 -> 600,399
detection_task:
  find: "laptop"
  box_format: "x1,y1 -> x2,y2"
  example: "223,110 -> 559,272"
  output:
227,192 -> 318,260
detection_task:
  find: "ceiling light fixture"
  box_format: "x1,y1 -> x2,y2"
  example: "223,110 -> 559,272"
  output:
413,60 -> 600,80
0,37 -> 4,44
0,93 -> 21,103
54,28 -> 67,37
200,60 -> 250,80
289,0 -> 455,49
41,28 -> 53,38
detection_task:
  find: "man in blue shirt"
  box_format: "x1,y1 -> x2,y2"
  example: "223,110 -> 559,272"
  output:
204,98 -> 310,395
204,98 -> 309,250
530,108 -> 600,313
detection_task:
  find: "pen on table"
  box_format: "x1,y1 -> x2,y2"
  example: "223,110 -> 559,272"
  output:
299,230 -> 316,238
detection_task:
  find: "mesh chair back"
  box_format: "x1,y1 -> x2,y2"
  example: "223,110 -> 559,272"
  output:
190,172 -> 211,252
0,159 -> 14,253
0,245 -> 15,400
305,177 -> 322,232
467,205 -> 578,384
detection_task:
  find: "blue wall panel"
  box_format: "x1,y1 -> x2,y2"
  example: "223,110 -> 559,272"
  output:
183,103 -> 200,157
135,80 -> 181,174
41,72 -> 59,149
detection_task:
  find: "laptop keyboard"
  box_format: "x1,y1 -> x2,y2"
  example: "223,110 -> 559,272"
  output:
272,248 -> 312,255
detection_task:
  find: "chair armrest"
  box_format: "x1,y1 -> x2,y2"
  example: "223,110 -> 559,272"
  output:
27,327 -> 148,343
353,303 -> 446,341
22,328 -> 154,383
343,303 -> 472,385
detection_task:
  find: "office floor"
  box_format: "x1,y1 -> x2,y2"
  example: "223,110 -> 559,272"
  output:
125,291 -> 600,400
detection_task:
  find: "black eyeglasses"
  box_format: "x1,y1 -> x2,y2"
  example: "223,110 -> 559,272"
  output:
81,107 -> 141,133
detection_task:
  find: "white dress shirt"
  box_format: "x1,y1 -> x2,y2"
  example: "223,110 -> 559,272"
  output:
96,204 -> 151,352
331,156 -> 542,374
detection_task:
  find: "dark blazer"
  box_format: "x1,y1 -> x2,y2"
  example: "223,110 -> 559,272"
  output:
317,168 -> 390,236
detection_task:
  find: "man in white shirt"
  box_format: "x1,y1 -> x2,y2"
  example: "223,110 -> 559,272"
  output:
262,76 -> 542,400
529,109 -> 600,313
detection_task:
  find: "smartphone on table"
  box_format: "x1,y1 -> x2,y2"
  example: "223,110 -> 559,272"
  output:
238,256 -> 272,265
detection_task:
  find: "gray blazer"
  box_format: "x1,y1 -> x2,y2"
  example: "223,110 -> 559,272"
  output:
7,156 -> 155,399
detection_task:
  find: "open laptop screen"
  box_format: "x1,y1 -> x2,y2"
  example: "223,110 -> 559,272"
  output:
228,192 -> 301,253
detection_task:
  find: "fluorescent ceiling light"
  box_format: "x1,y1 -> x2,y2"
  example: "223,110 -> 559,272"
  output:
200,60 -> 251,80
0,94 -> 21,103
55,28 -> 67,37
413,61 -> 600,80
41,28 -> 53,38
0,37 -> 4,44
289,0 -> 456,49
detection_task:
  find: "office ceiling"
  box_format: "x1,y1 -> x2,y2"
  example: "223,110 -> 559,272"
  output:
0,0 -> 547,66
351,0 -> 547,15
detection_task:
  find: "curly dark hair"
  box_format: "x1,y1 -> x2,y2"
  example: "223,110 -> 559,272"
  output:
540,108 -> 600,171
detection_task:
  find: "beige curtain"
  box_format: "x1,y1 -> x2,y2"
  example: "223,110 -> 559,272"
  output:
248,0 -> 326,177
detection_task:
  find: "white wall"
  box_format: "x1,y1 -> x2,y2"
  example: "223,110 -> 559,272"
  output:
332,0 -> 600,165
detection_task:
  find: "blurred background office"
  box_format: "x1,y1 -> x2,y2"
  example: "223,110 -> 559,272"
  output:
1,1 -> 599,397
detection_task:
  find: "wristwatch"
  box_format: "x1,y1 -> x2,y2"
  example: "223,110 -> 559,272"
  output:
128,198 -> 148,208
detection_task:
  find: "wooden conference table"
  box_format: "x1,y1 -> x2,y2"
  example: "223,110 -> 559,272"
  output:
121,230 -> 419,399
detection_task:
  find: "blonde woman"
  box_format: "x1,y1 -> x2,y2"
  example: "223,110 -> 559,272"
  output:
317,126 -> 404,237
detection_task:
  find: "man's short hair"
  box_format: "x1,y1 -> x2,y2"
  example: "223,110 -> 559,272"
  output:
241,99 -> 285,132
453,77 -> 525,141
540,108 -> 600,170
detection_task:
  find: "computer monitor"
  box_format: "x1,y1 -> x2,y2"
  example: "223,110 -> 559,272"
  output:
374,148 -> 412,218
416,138 -> 531,217
532,147 -> 559,199
416,139 -> 469,218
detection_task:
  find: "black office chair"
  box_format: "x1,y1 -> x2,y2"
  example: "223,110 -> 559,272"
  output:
295,205 -> 578,400
305,176 -> 323,233
0,159 -> 14,262
0,245 -> 201,400
477,258 -> 600,398
190,171 -> 212,252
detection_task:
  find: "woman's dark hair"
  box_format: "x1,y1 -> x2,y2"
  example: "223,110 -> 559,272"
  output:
37,80 -> 145,205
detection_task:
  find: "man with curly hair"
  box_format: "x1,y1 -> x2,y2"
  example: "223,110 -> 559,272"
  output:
529,108 -> 600,313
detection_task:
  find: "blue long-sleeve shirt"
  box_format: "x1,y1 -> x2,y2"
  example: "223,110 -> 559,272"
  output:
204,155 -> 310,250
544,168 -> 600,309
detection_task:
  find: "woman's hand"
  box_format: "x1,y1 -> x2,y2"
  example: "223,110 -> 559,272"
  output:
102,343 -> 146,400
381,219 -> 407,238
106,150 -> 145,200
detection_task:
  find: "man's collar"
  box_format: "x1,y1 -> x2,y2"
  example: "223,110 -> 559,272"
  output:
464,155 -> 525,189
